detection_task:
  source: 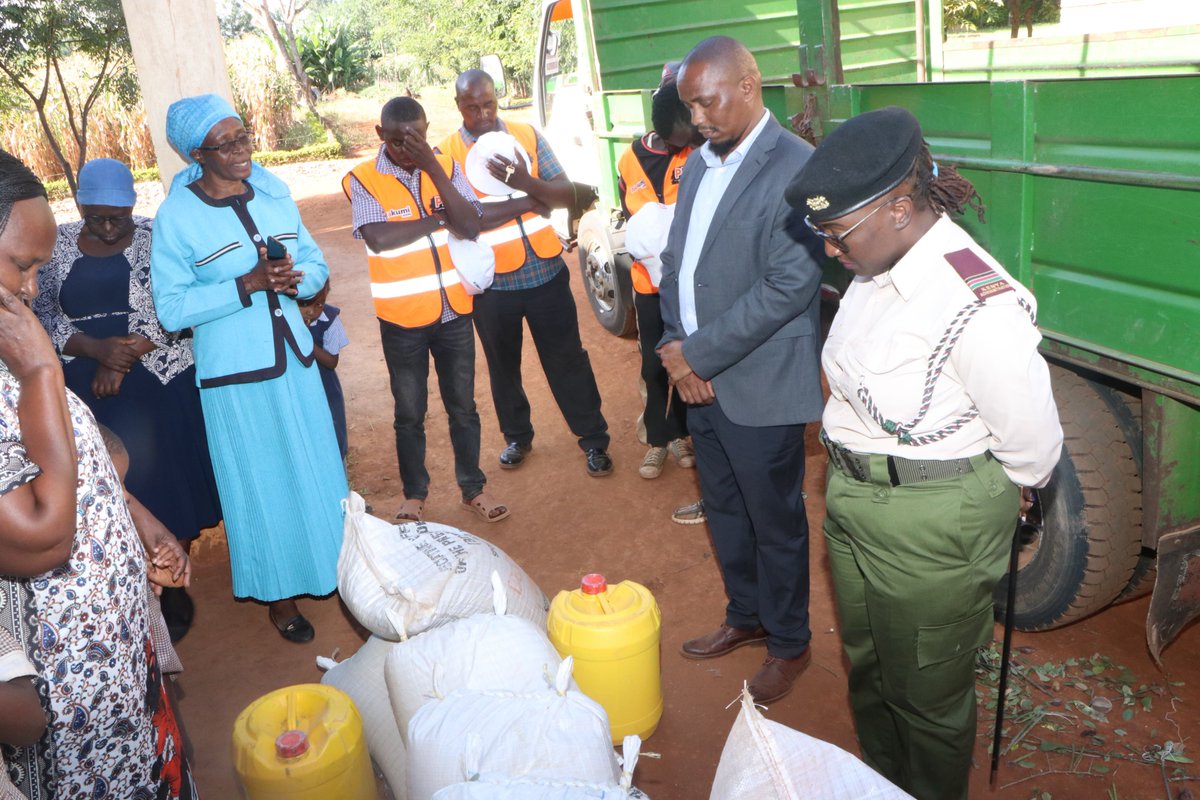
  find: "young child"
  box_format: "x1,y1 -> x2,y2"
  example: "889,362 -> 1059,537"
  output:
0,626 -> 45,800
299,280 -> 350,459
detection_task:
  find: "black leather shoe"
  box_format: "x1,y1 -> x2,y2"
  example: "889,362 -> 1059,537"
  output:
499,442 -> 532,469
585,448 -> 613,477
271,612 -> 315,643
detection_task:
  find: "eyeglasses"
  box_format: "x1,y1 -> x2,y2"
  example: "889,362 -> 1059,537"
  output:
83,212 -> 133,226
805,194 -> 909,254
196,132 -> 254,156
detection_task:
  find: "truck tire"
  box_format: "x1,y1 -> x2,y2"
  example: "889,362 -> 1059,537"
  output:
994,366 -> 1143,630
576,210 -> 636,338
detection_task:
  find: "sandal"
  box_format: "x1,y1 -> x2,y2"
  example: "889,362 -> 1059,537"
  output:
395,497 -> 425,522
462,492 -> 510,523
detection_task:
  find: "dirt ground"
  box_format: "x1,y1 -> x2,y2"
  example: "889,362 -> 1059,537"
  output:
105,153 -> 1200,800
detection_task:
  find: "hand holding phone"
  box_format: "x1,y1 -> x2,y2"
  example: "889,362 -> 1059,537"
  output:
265,236 -> 287,260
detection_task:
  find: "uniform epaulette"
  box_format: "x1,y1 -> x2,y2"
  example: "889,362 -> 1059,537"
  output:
944,248 -> 1014,302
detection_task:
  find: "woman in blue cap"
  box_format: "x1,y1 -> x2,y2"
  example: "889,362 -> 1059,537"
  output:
33,158 -> 221,643
150,94 -> 347,642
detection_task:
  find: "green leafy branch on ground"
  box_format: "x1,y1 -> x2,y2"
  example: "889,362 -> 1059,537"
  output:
975,642 -> 1190,797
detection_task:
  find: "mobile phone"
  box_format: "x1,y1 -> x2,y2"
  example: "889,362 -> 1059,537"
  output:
265,236 -> 287,260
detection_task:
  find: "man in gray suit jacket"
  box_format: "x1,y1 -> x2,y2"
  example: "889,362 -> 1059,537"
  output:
657,36 -> 824,704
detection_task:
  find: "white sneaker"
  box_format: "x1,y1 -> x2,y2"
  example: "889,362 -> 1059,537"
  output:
668,438 -> 696,469
639,446 -> 668,479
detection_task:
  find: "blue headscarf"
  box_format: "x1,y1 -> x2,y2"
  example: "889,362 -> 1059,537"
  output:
164,93 -> 289,198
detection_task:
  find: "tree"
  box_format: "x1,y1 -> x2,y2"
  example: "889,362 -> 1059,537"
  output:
239,0 -> 323,119
0,0 -> 130,196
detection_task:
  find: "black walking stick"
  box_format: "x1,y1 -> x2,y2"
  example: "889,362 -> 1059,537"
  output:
990,519 -> 1023,784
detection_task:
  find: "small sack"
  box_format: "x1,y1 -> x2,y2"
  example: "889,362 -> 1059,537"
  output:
318,636 -> 407,798
386,572 -> 567,746
710,685 -> 913,800
337,492 -> 548,640
431,735 -> 650,799
447,234 -> 495,295
407,658 -> 619,800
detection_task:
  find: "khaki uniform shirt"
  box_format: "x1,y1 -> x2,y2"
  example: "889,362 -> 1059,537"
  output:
822,216 -> 1062,487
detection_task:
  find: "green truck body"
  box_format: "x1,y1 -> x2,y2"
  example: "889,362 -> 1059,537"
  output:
522,0 -> 1200,655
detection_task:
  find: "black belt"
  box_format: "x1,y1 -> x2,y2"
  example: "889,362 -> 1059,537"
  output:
820,429 -> 991,487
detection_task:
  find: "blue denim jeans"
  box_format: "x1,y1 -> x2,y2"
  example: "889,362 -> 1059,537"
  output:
378,315 -> 485,501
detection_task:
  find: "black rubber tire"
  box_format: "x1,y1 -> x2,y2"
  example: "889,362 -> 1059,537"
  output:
994,365 -> 1143,630
576,211 -> 636,338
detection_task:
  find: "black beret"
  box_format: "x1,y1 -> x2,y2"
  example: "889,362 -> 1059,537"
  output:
784,106 -> 923,223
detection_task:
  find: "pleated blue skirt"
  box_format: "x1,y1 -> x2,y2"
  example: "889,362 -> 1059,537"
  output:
199,350 -> 348,601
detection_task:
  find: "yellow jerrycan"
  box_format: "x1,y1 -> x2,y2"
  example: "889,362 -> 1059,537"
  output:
548,573 -> 662,743
232,683 -> 377,800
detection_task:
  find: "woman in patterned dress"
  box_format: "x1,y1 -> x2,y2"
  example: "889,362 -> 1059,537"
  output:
33,158 -> 221,643
0,150 -> 196,799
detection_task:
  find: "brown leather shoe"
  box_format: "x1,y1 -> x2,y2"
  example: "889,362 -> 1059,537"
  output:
747,650 -> 812,704
681,624 -> 768,660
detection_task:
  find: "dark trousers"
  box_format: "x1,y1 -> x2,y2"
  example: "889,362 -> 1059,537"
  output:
379,315 -> 485,501
634,291 -> 688,446
472,267 -> 609,451
688,399 -> 810,658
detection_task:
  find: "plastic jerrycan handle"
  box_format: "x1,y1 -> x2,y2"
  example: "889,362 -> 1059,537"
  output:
581,573 -> 616,614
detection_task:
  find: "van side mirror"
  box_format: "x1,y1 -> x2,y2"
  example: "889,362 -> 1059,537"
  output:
479,54 -> 508,99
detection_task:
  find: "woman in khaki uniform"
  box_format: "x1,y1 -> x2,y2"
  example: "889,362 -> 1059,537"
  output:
785,107 -> 1063,800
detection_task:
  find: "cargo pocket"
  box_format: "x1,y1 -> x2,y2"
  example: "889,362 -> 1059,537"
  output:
916,605 -> 993,669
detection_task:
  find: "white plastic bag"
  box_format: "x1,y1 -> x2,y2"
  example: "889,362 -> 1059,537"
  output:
624,202 -> 675,287
431,735 -> 650,799
407,658 -> 620,800
338,491 -> 548,639
318,636 -> 407,798
386,572 -> 567,746
710,685 -> 913,800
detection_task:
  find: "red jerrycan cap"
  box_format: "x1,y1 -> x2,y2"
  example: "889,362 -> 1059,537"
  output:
275,729 -> 310,760
581,573 -> 607,595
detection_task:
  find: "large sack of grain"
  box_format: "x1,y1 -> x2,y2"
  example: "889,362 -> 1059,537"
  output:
318,636 -> 407,798
338,491 -> 548,639
431,735 -> 650,799
386,572 -> 566,745
710,685 -> 913,800
407,658 -> 619,800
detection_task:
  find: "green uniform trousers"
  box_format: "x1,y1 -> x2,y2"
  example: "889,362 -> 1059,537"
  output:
824,452 -> 1018,800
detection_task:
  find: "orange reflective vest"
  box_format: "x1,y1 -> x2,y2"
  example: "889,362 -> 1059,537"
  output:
438,121 -> 562,273
342,155 -> 472,327
617,137 -> 691,295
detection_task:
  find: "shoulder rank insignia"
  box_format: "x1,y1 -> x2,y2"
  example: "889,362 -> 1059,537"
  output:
944,248 -> 1013,301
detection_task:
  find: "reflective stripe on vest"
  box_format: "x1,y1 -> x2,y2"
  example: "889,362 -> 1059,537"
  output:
439,122 -> 563,273
343,156 -> 473,327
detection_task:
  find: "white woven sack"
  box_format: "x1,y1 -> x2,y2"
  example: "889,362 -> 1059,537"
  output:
710,685 -> 914,800
386,572 -> 567,746
318,636 -> 408,799
407,658 -> 620,800
337,491 -> 548,639
431,735 -> 650,799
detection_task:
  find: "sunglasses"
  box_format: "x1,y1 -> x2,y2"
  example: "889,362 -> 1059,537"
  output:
805,194 -> 909,254
196,132 -> 254,156
83,212 -> 133,226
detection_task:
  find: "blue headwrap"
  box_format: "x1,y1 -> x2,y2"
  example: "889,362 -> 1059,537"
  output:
164,93 -> 289,199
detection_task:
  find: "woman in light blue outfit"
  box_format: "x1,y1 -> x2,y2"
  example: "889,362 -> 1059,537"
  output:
150,94 -> 347,642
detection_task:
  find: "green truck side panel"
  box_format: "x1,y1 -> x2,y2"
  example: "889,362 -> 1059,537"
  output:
1143,394 -> 1200,549
826,76 -> 1200,401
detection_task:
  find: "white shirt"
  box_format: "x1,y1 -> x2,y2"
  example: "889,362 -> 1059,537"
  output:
677,109 -> 771,335
822,216 -> 1062,487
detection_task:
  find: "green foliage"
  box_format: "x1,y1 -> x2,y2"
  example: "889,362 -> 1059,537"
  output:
311,0 -> 539,96
297,18 -> 372,93
217,0 -> 256,40
944,0 -> 1061,34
